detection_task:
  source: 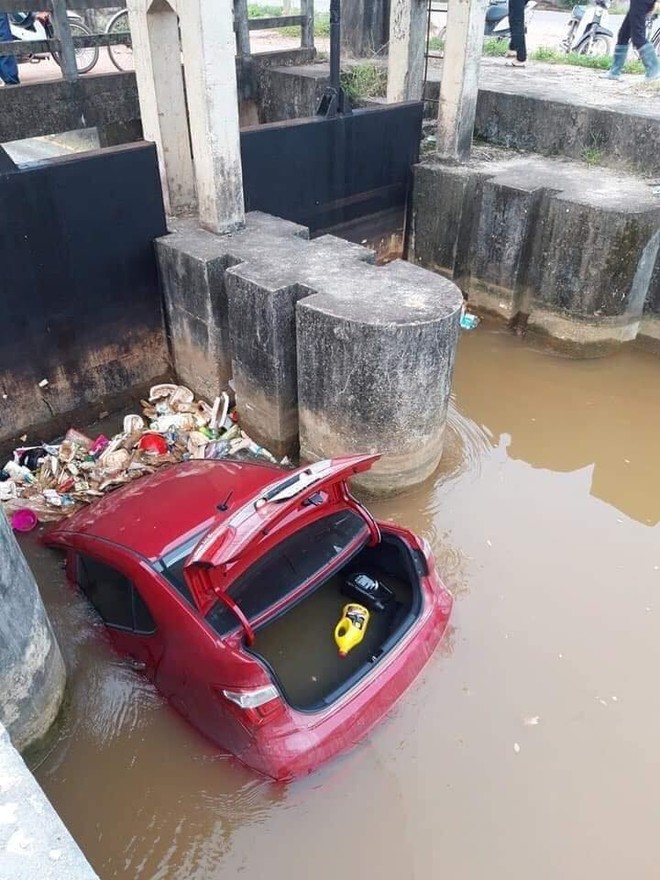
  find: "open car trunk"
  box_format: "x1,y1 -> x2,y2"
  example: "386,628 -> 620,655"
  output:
247,532 -> 422,712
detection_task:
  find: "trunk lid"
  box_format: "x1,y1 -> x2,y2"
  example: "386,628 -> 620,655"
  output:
183,454 -> 380,637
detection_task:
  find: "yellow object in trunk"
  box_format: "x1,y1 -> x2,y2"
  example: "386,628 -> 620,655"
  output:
334,603 -> 370,657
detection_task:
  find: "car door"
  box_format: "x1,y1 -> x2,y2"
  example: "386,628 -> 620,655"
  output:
74,549 -> 165,678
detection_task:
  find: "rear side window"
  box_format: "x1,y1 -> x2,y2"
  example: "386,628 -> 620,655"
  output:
77,555 -> 157,634
206,510 -> 368,636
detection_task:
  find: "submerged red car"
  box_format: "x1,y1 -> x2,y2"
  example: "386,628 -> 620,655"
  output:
45,454 -> 453,781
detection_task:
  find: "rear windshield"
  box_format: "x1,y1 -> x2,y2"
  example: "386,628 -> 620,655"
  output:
206,510 -> 367,636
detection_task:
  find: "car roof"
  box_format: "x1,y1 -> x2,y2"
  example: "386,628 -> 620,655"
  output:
50,459 -> 282,561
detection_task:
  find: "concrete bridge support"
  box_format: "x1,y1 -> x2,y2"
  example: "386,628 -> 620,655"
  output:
0,513 -> 65,752
127,0 -> 196,216
157,213 -> 463,493
128,0 -> 245,231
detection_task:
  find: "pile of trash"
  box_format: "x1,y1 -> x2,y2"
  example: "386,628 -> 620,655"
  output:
1,384 -> 282,527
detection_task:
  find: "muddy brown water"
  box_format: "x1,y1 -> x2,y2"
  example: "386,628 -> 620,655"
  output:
19,321 -> 660,880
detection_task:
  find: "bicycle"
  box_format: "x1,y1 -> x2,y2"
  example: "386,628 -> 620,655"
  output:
105,8 -> 133,72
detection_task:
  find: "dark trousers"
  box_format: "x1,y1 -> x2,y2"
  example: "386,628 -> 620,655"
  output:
617,0 -> 655,49
509,0 -> 529,62
0,13 -> 19,85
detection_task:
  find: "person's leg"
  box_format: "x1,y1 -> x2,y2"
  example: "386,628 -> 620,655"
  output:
0,13 -> 19,86
631,0 -> 660,78
508,0 -> 526,63
603,11 -> 631,78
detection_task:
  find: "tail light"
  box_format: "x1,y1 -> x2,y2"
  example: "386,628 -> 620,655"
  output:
216,684 -> 284,725
222,685 -> 279,709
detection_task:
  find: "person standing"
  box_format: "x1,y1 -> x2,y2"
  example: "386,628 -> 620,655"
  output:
0,13 -> 19,86
604,0 -> 660,80
507,0 -> 529,67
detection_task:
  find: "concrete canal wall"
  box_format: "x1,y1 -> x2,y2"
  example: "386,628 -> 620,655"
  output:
0,722 -> 99,879
0,511 -> 65,752
411,157 -> 660,355
0,141 -> 169,449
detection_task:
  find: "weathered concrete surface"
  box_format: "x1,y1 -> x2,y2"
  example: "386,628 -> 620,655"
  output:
412,154 -> 660,354
0,73 -> 142,145
436,0 -> 487,161
252,48 -> 317,123
158,212 -> 463,490
254,58 -> 660,177
425,59 -> 660,177
387,0 -> 427,103
128,0 -> 197,216
296,259 -> 462,494
0,722 -> 99,878
257,63 -> 329,123
0,514 -> 65,752
179,0 -> 245,233
157,213 -> 311,438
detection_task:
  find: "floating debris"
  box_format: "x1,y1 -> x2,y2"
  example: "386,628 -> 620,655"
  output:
1,385 -> 283,527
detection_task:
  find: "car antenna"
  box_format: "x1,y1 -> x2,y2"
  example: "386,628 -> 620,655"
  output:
217,491 -> 233,512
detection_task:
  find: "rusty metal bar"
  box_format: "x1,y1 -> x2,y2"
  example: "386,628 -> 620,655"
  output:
0,32 -> 131,53
50,0 -> 78,80
247,15 -> 303,30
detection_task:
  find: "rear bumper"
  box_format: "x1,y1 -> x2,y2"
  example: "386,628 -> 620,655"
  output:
238,575 -> 453,781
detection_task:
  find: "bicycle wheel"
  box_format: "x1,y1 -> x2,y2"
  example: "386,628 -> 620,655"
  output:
51,20 -> 99,74
69,22 -> 99,74
106,9 -> 133,72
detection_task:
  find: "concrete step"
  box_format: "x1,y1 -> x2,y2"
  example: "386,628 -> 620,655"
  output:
412,150 -> 660,354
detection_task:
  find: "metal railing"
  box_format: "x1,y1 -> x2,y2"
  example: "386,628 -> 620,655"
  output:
0,0 -> 314,83
0,0 -> 127,80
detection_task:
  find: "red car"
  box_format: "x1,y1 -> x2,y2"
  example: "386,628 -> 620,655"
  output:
45,454 -> 453,781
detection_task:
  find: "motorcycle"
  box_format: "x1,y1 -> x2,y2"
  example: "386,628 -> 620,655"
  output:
560,0 -> 613,55
9,10 -> 98,74
483,0 -> 538,42
437,0 -> 538,46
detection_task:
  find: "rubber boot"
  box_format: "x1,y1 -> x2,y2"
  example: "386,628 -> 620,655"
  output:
639,41 -> 660,80
602,44 -> 628,80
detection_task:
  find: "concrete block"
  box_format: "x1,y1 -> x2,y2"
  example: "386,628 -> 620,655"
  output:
412,156 -> 660,354
0,513 -> 65,752
297,258 -> 462,494
157,212 -> 463,491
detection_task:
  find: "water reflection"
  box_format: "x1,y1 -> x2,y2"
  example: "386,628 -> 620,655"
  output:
454,321 -> 660,526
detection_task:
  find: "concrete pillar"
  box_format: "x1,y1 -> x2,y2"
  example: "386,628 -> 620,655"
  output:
297,260 -> 463,495
342,0 -> 390,57
178,0 -> 245,234
127,0 -> 196,215
0,513 -> 65,752
437,0 -> 488,162
387,0 -> 427,103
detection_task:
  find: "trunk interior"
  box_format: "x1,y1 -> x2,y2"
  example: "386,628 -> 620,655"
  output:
247,533 -> 422,711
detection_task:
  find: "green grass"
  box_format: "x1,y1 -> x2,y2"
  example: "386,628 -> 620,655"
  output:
581,145 -> 603,164
247,4 -> 282,17
482,36 -> 509,56
532,44 -> 644,73
278,11 -> 330,36
340,63 -> 388,101
428,36 -> 507,56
